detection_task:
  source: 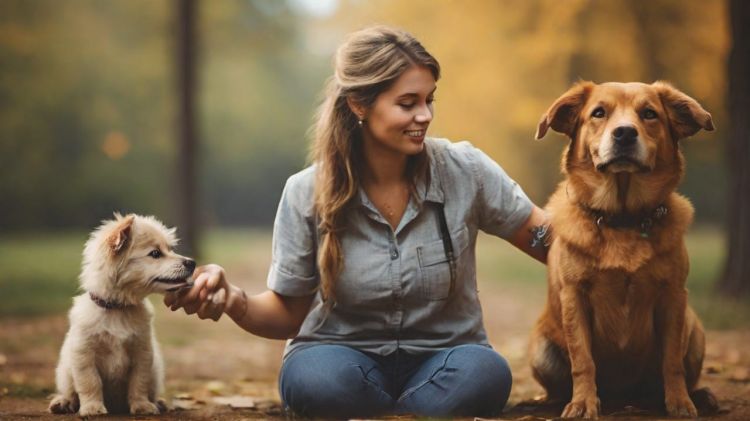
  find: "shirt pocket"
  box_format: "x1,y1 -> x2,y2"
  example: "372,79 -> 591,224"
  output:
417,225 -> 470,301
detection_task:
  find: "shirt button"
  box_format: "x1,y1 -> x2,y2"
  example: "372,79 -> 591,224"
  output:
390,248 -> 399,259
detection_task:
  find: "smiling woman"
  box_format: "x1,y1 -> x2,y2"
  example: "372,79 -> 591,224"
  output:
164,25 -> 549,419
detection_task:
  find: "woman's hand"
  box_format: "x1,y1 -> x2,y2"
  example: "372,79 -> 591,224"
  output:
164,264 -> 247,321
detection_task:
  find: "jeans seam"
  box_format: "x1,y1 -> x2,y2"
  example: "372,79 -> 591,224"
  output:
396,347 -> 456,403
353,363 -> 395,406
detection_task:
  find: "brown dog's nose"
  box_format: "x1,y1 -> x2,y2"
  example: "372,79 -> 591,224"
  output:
613,125 -> 638,146
183,259 -> 196,272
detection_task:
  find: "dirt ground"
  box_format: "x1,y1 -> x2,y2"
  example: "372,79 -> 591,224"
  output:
1,269 -> 749,420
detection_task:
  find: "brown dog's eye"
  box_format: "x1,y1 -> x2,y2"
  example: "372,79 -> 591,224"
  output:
642,108 -> 658,120
591,107 -> 606,118
148,249 -> 162,259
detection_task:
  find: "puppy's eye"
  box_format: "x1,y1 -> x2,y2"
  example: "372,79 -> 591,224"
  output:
642,108 -> 658,120
591,107 -> 606,118
148,249 -> 162,259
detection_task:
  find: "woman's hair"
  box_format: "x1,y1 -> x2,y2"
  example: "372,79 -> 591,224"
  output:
309,26 -> 441,303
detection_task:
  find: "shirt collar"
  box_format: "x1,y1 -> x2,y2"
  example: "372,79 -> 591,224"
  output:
355,139 -> 445,209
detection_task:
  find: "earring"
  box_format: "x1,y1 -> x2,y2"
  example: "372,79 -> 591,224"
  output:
357,119 -> 364,127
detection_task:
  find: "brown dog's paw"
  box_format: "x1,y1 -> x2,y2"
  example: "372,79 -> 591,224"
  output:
561,395 -> 600,419
665,393 -> 698,418
690,387 -> 719,415
48,394 -> 80,414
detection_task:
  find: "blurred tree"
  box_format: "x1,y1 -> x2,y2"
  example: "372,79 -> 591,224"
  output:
719,0 -> 750,296
176,0 -> 199,256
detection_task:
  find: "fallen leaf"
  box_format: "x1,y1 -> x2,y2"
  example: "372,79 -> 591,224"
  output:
9,372 -> 25,383
212,395 -> 256,409
729,367 -> 750,383
205,380 -> 226,395
726,349 -> 742,365
172,398 -> 202,411
704,362 -> 724,374
174,393 -> 194,400
514,416 -> 550,421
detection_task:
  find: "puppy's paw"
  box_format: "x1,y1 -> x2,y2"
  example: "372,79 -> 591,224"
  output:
130,399 -> 160,415
665,393 -> 698,418
561,395 -> 600,419
79,401 -> 108,417
48,394 -> 80,414
156,398 -> 169,413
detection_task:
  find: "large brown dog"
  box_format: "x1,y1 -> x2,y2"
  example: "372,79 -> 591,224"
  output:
530,81 -> 715,419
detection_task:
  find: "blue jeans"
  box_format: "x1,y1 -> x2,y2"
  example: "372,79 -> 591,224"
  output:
278,344 -> 512,418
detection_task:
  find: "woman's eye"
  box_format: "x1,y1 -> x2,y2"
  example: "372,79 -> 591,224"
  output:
642,108 -> 658,120
148,249 -> 162,259
399,103 -> 415,109
591,107 -> 606,118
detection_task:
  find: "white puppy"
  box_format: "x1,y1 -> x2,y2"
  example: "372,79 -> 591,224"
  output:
49,213 -> 195,416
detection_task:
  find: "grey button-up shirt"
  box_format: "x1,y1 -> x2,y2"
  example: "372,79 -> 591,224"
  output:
267,138 -> 533,359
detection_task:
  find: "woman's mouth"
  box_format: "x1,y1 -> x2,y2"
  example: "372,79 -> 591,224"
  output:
405,129 -> 426,139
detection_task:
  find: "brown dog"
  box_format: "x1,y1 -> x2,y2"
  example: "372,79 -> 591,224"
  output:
530,81 -> 715,418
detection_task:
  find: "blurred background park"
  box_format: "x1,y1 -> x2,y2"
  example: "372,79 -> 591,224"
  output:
2,0 -> 748,320
2,0 -> 750,418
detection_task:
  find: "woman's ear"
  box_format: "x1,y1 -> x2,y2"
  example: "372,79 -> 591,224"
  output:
346,96 -> 366,121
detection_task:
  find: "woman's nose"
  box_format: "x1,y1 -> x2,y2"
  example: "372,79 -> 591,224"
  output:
415,105 -> 433,123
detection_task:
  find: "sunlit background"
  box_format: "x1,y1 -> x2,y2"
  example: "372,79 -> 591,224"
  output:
0,0 -> 728,231
3,1 -> 750,416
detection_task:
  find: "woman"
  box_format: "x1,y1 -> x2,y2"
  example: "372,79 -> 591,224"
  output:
166,25 -> 549,418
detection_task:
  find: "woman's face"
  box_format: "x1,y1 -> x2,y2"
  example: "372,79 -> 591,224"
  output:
360,65 -> 436,157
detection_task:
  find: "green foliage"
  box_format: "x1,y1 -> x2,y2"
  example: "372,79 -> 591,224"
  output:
0,0 -> 731,230
0,231 -> 83,316
0,0 -> 328,230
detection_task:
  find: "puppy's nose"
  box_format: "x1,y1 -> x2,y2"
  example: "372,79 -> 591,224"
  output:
612,125 -> 638,146
183,259 -> 196,272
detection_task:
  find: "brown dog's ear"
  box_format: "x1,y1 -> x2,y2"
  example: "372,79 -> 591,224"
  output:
653,81 -> 714,140
108,214 -> 135,255
536,81 -> 595,140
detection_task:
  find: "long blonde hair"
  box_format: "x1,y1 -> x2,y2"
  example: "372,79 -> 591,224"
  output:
309,26 -> 441,303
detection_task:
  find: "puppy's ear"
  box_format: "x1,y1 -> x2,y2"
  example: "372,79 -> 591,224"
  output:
536,81 -> 595,140
108,214 -> 135,255
653,81 -> 714,140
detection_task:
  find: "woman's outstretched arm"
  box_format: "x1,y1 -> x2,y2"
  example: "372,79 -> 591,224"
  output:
164,264 -> 315,339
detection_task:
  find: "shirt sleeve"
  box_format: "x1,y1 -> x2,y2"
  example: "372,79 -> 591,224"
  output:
470,145 -> 534,239
266,171 -> 319,296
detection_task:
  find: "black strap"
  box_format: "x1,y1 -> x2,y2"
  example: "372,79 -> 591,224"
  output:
436,203 -> 456,295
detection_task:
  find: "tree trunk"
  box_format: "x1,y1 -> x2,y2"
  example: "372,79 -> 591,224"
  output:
719,0 -> 750,296
176,0 -> 199,257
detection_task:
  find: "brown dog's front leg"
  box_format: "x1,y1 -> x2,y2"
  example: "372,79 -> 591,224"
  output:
659,287 -> 697,418
559,284 -> 600,419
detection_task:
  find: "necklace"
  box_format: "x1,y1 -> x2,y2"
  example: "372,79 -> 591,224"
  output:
370,185 -> 409,221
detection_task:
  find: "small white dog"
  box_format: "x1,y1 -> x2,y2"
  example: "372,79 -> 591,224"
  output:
49,213 -> 195,416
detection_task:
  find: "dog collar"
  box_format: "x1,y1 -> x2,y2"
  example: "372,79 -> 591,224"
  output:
583,204 -> 668,238
89,292 -> 134,310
